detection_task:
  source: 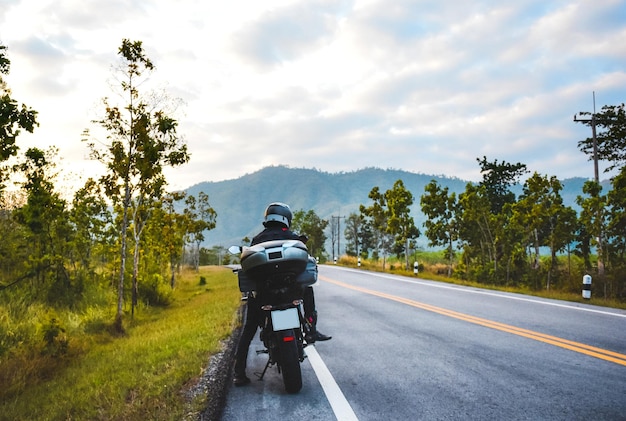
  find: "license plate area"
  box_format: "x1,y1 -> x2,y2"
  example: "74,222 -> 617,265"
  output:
271,307 -> 300,331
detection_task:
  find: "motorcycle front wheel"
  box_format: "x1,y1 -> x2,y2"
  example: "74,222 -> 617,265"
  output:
277,329 -> 302,394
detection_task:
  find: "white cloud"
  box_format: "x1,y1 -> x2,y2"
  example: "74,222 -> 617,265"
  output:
1,0 -> 625,193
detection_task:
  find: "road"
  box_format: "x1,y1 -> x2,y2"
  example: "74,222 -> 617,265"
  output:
221,265 -> 626,420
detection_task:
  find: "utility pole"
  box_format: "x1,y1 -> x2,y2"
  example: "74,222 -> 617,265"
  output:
574,92 -> 604,276
574,92 -> 600,183
332,215 -> 344,260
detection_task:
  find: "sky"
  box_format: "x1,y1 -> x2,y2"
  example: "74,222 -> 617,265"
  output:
1,0 -> 626,193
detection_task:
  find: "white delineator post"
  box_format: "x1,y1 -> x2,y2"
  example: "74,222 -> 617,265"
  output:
582,274 -> 592,299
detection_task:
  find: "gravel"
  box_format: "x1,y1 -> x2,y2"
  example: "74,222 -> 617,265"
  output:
184,307 -> 242,421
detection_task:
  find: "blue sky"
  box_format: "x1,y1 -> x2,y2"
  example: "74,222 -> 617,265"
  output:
1,0 -> 625,192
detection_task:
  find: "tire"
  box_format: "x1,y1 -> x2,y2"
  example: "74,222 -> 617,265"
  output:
277,329 -> 302,393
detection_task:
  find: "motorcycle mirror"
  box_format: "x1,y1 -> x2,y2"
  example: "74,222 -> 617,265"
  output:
228,245 -> 242,255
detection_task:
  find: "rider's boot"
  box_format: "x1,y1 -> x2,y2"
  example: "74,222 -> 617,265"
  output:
233,350 -> 251,386
305,312 -> 332,343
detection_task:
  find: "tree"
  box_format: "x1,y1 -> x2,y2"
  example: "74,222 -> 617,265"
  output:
457,183 -> 497,280
0,44 -> 38,192
291,209 -> 328,260
477,156 -> 527,214
69,178 -> 112,271
155,191 -> 187,288
344,212 -> 363,257
576,103 -> 626,173
360,186 -> 393,269
83,39 -> 190,331
385,180 -> 420,270
420,180 -> 458,276
605,167 -> 626,297
576,181 -> 607,278
184,192 -> 217,272
13,148 -> 73,304
516,173 -> 575,289
607,167 -> 626,260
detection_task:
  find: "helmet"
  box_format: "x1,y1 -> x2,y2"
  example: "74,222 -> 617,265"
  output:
263,202 -> 292,228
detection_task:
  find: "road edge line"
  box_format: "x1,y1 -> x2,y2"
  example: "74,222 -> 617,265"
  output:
305,345 -> 359,421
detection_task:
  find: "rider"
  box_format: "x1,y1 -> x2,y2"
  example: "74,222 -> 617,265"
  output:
233,202 -> 331,386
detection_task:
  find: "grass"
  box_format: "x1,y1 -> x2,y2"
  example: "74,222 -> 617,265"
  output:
0,266 -> 241,421
335,255 -> 626,310
2,257 -> 622,420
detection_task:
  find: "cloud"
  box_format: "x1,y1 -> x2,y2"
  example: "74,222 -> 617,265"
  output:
1,0 -> 626,194
229,0 -> 347,70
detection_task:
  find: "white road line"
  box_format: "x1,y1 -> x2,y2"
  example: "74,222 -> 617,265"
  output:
305,345 -> 359,421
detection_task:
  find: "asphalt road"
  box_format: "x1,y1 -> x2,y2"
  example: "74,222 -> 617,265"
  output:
221,265 -> 626,420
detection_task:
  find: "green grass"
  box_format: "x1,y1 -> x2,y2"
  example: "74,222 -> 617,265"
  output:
0,266 -> 241,421
336,255 -> 626,310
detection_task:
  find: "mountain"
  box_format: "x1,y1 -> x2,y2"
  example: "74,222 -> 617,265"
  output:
184,165 -> 597,249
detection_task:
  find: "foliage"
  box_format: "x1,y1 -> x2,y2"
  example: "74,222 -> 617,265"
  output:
0,267 -> 241,421
82,39 -> 190,331
184,191 -> 217,271
359,186 -> 393,268
291,208 -> 329,259
420,180 -> 458,276
385,179 -> 420,270
576,103 -> 626,173
0,44 -> 39,192
344,212 -> 367,257
476,156 -> 528,214
358,180 -> 420,270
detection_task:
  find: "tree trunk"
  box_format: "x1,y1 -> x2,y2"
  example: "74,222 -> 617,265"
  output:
132,237 -> 140,317
115,183 -> 131,333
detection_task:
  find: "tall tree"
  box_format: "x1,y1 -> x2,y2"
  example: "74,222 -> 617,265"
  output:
421,180 -> 458,276
83,39 -> 190,331
69,178 -> 112,271
13,148 -> 72,303
477,156 -> 527,214
0,43 -> 38,192
148,191 -> 186,288
607,167 -> 626,260
576,181 -> 607,278
605,167 -> 626,297
457,183 -> 499,280
344,212 -> 363,257
184,192 -> 217,272
291,209 -> 328,260
385,180 -> 420,270
516,173 -> 574,289
360,186 -> 393,269
576,103 -> 626,173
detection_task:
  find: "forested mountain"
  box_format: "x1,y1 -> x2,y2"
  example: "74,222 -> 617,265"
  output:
185,165 -> 596,249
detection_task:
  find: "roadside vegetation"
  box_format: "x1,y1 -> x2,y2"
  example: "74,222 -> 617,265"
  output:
0,266 -> 241,421
336,253 -> 626,310
338,139 -> 626,303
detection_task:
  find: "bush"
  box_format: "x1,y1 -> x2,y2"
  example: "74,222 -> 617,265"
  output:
42,317 -> 68,357
139,274 -> 174,307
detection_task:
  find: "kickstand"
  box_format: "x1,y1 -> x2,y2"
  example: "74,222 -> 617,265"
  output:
255,357 -> 271,381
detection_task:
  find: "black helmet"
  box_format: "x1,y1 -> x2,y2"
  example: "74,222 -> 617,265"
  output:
263,202 -> 292,228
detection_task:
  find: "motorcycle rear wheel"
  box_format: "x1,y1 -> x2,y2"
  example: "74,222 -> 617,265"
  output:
278,330 -> 302,394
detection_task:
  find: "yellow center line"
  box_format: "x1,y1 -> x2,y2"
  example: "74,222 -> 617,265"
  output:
320,275 -> 626,367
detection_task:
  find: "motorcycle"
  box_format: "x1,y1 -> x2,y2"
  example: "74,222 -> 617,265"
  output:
228,239 -> 318,394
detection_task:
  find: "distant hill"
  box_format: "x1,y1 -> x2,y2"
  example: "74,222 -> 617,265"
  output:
184,165 -> 596,249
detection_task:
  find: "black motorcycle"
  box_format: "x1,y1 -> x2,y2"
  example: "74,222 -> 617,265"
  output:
229,239 -> 317,394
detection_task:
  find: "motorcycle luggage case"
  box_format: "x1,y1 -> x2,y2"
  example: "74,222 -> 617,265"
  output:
240,240 -> 309,278
237,270 -> 256,292
295,256 -> 318,287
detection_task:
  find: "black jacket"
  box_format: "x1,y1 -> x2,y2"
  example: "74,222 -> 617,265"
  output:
251,224 -> 300,245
